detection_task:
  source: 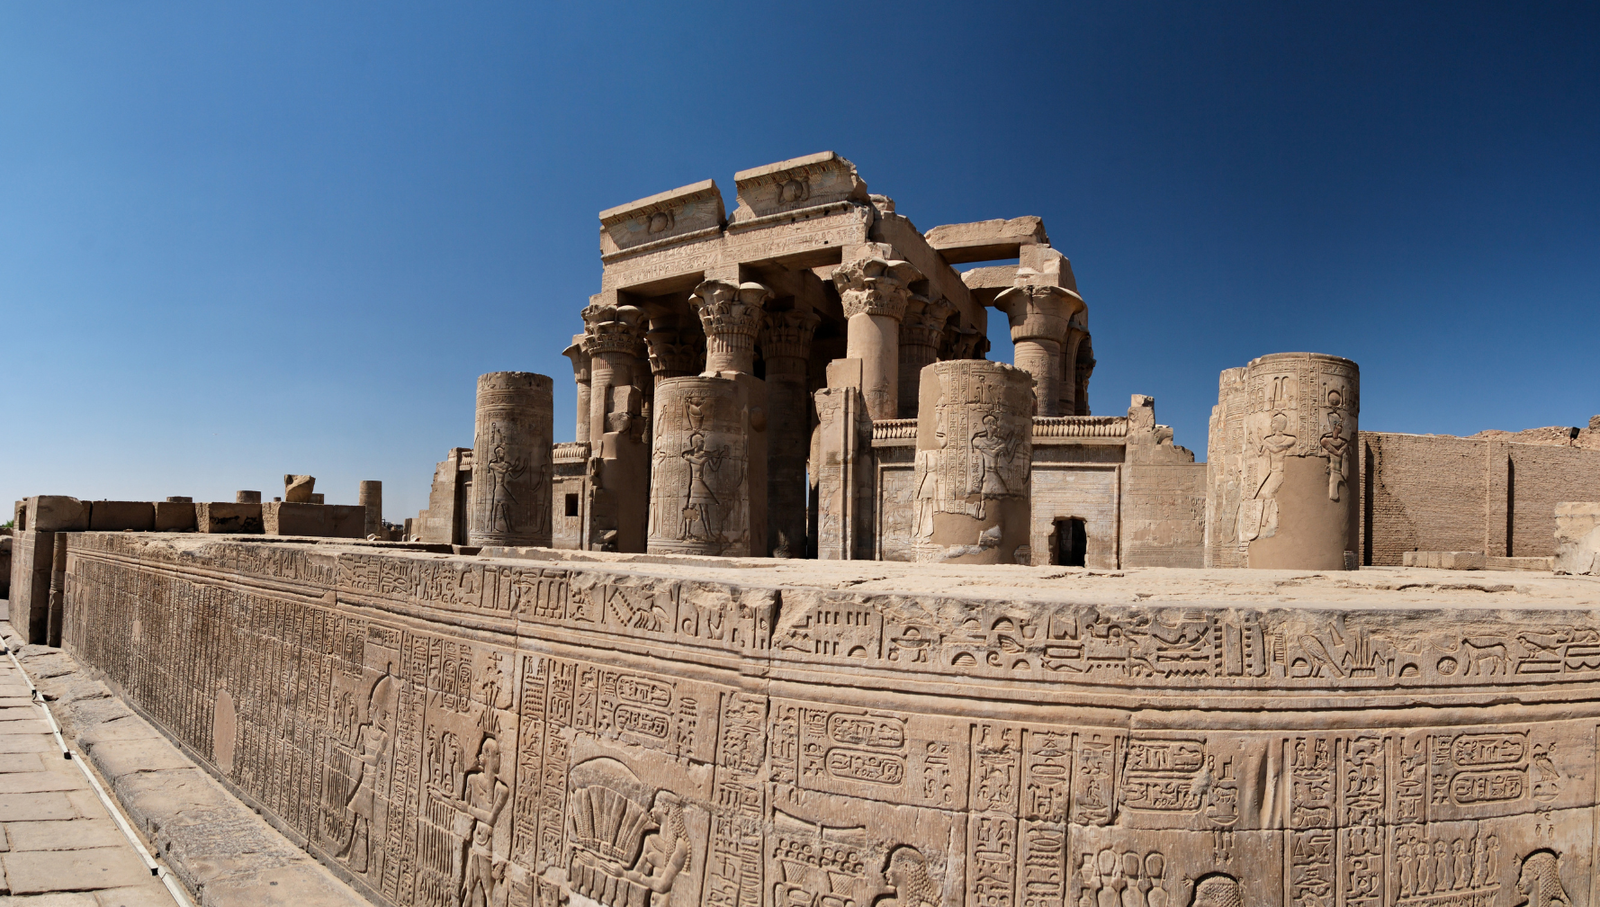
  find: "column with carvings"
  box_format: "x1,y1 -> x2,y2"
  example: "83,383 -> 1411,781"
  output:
645,315 -> 705,381
1064,329 -> 1094,416
995,284 -> 1085,417
467,371 -> 554,548
832,253 -> 922,421
581,303 -> 648,551
648,279 -> 772,556
897,296 -> 953,418
562,335 -> 591,445
911,360 -> 1034,564
760,309 -> 819,557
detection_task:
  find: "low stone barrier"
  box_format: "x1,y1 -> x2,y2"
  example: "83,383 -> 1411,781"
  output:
57,532 -> 1600,907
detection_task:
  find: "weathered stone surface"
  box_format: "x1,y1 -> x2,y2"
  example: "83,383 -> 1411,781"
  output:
234,491 -> 262,505
45,531 -> 1600,907
27,496 -> 90,533
87,502 -> 154,532
1554,501 -> 1600,575
649,375 -> 766,556
1207,352 -> 1360,569
195,503 -> 263,534
283,476 -> 316,504
468,372 -> 554,548
152,500 -> 197,532
925,216 -> 1049,263
262,502 -> 366,539
358,480 -> 382,539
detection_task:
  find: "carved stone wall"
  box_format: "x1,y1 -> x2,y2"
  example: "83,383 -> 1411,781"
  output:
1207,353 -> 1360,570
912,361 -> 1035,564
58,532 -> 1600,907
468,372 -> 554,548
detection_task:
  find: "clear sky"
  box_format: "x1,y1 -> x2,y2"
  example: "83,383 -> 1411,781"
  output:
2,2 -> 1596,523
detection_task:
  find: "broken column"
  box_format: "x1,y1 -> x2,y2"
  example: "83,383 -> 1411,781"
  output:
467,371 -> 554,548
359,480 -> 382,538
1206,352 -> 1360,570
581,302 -> 649,551
647,279 -> 769,556
832,251 -> 922,421
760,308 -> 819,557
911,360 -> 1035,564
995,283 -> 1085,416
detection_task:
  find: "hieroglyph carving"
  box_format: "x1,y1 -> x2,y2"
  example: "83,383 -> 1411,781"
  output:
469,371 -> 554,547
649,378 -> 750,554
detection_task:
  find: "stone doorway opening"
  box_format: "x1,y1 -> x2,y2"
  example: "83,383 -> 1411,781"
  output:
1054,518 -> 1087,567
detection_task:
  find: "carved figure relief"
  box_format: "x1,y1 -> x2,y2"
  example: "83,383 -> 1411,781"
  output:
483,425 -> 528,536
567,759 -> 691,907
1187,873 -> 1241,907
1319,399 -> 1350,502
458,736 -> 510,907
339,670 -> 397,874
873,845 -> 938,907
1515,850 -> 1570,907
681,432 -> 729,543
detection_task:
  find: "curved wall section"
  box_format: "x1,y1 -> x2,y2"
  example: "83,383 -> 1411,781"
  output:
59,533 -> 1600,907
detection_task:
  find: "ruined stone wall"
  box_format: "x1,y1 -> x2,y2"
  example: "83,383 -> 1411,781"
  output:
1119,462 -> 1207,568
8,528 -> 51,644
59,532 -> 1600,907
1360,432 -> 1600,565
1029,460 -> 1121,569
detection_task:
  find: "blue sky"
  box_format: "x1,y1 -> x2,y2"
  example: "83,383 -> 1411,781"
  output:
2,2 -> 1596,522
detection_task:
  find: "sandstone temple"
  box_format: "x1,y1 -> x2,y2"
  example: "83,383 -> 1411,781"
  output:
8,152 -> 1600,907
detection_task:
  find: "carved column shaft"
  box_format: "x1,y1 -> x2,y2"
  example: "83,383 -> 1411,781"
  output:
898,297 -> 953,418
581,304 -> 647,448
996,284 -> 1083,417
563,335 -> 591,443
468,371 -> 553,547
760,309 -> 819,557
692,280 -> 770,376
834,255 -> 922,421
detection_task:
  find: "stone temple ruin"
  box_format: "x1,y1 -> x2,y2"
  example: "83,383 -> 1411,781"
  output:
9,152 -> 1600,907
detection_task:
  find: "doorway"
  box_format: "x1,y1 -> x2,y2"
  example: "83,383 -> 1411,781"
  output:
1054,518 -> 1087,567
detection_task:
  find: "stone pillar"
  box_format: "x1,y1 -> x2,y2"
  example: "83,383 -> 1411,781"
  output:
1206,352 -> 1360,570
1073,336 -> 1095,416
562,335 -> 591,444
646,317 -> 706,381
761,309 -> 820,557
467,371 -> 554,548
897,296 -> 953,418
581,303 -> 647,448
691,279 -> 769,376
1057,328 -> 1087,417
832,254 -> 922,421
995,284 -> 1084,417
648,376 -> 765,556
911,360 -> 1035,564
359,480 -> 382,538
236,490 -> 262,504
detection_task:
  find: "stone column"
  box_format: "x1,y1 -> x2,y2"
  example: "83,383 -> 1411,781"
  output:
761,309 -> 820,557
995,284 -> 1084,416
467,371 -> 554,548
562,335 -> 591,445
1073,336 -> 1095,416
691,279 -> 770,376
359,480 -> 382,538
649,376 -> 764,556
911,360 -> 1035,564
897,296 -> 953,418
1057,328 -> 1087,417
1206,352 -> 1360,570
646,317 -> 705,381
581,304 -> 647,448
832,254 -> 922,421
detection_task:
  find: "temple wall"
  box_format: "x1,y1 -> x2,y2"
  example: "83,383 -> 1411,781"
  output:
57,532 -> 1600,907
1119,462 -> 1208,568
1360,432 -> 1600,565
1029,463 -> 1121,569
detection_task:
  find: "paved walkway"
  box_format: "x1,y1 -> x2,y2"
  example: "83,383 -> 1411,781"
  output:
0,609 -> 176,906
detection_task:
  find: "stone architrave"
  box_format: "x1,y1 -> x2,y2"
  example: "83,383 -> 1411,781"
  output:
760,309 -> 820,557
580,303 -> 647,448
691,279 -> 769,376
648,375 -> 765,557
562,335 -> 592,445
994,283 -> 1085,417
832,253 -> 922,421
467,371 -> 554,548
359,480 -> 382,538
897,296 -> 953,418
911,360 -> 1035,564
1207,352 -> 1360,570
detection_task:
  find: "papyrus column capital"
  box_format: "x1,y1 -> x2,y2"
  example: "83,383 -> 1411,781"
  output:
832,256 -> 923,321
692,279 -> 770,375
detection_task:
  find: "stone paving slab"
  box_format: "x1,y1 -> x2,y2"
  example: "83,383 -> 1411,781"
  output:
0,756 -> 44,775
0,793 -> 77,823
3,819 -> 126,853
2,846 -> 154,895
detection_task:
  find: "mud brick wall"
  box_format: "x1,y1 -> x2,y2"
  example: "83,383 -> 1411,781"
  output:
59,532 -> 1600,907
1362,432 -> 1600,565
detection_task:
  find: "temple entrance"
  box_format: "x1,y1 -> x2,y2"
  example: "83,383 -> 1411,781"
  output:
1054,518 -> 1087,567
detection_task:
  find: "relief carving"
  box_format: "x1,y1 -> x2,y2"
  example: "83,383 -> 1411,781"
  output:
1514,850 -> 1571,907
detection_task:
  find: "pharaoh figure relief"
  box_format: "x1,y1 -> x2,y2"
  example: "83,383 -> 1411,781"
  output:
459,736 -> 509,907
338,669 -> 397,875
649,376 -> 750,555
482,425 -> 527,535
